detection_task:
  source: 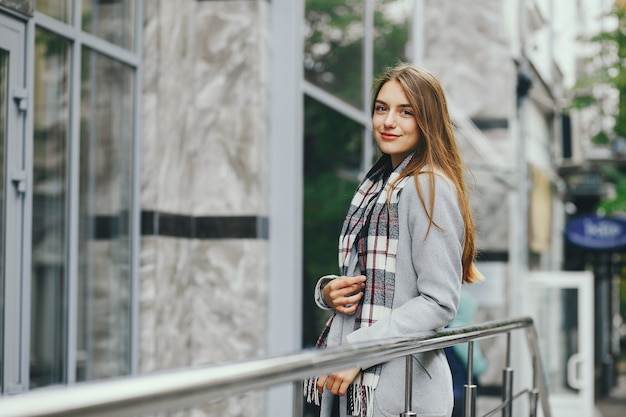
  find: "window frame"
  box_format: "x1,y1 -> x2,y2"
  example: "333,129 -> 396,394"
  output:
23,0 -> 143,387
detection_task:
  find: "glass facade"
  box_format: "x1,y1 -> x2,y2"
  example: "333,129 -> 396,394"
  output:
77,49 -> 133,380
36,0 -> 71,23
304,0 -> 365,107
82,0 -> 136,51
302,96 -> 363,345
30,28 -> 71,388
302,0 -> 412,348
373,0 -> 410,75
0,0 -> 141,392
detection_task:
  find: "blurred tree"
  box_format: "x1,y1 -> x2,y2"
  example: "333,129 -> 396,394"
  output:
570,3 -> 626,147
584,1 -> 626,365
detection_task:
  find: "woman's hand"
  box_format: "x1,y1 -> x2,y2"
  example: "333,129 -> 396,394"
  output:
323,275 -> 366,314
316,368 -> 362,396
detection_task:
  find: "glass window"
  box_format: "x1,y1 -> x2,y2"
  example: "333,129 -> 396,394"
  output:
77,47 -> 133,381
36,0 -> 72,24
532,287 -> 581,395
30,28 -> 71,389
374,0 -> 410,77
302,0 -> 415,358
82,0 -> 136,51
304,0 -> 364,108
302,96 -> 363,348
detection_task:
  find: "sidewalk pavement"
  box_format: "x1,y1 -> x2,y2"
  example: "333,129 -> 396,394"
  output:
595,371 -> 626,417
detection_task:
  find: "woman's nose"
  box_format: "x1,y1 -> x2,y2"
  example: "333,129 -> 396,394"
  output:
384,112 -> 396,127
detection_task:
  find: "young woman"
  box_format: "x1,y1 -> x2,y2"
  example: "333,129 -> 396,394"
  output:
304,63 -> 481,417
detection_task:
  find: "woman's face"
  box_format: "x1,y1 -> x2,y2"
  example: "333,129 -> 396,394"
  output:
372,80 -> 419,168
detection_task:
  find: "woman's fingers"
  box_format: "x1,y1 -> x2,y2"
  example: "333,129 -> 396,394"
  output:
316,375 -> 327,393
328,276 -> 365,305
327,377 -> 342,395
319,368 -> 361,396
331,275 -> 366,292
323,275 -> 366,311
334,292 -> 364,314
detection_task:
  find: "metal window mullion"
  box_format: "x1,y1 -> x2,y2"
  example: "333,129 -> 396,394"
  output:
33,12 -> 79,43
129,0 -> 144,376
302,80 -> 369,126
362,0 -> 374,169
80,31 -> 138,66
0,14 -> 31,395
65,32 -> 82,386
20,15 -> 36,395
34,12 -> 139,68
84,35 -> 98,383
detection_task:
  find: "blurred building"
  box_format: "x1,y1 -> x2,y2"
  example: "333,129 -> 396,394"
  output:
0,1 -> 618,417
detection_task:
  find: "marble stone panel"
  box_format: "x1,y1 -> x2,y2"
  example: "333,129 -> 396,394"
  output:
140,236 -> 197,372
139,237 -> 268,366
424,0 -> 514,119
139,236 -> 268,416
141,1 -> 270,216
188,238 -> 268,366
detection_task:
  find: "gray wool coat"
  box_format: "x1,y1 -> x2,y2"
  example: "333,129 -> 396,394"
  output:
314,171 -> 463,417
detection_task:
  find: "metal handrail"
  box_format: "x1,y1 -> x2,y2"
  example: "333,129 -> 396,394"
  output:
0,316 -> 551,417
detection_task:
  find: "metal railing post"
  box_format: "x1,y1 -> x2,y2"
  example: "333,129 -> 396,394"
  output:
529,388 -> 539,417
463,341 -> 477,417
400,355 -> 417,417
524,324 -> 553,417
502,333 -> 514,417
528,356 -> 539,417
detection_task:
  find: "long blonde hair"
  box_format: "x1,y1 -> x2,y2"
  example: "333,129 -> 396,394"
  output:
372,63 -> 481,284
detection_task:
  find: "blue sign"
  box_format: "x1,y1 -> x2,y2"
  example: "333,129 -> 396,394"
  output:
565,215 -> 626,250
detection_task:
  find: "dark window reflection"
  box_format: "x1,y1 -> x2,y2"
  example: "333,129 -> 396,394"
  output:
82,0 -> 135,51
36,0 -> 72,24
304,0 -> 364,108
374,0 -> 410,76
30,28 -> 70,388
302,95 -> 363,348
78,47 -> 133,381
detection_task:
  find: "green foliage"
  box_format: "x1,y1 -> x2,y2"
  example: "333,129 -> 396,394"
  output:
569,94 -> 596,110
570,6 -> 626,139
592,130 -> 611,145
302,96 -> 363,346
598,177 -> 626,215
304,0 -> 410,107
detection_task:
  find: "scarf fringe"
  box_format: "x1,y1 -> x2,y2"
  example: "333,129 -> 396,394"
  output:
303,373 -> 378,417
303,377 -> 320,406
348,372 -> 378,417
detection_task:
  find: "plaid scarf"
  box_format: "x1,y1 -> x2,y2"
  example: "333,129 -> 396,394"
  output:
304,153 -> 414,417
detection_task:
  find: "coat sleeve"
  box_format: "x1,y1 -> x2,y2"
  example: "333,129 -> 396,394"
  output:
345,173 -> 463,344
314,275 -> 338,310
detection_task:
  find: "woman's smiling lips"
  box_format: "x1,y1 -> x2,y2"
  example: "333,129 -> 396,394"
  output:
380,132 -> 399,140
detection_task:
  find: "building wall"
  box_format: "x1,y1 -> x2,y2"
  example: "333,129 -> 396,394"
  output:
422,0 -> 515,254
140,1 -> 270,415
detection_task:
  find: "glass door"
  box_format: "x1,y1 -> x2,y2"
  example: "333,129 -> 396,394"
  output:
528,271 -> 594,417
0,13 -> 28,394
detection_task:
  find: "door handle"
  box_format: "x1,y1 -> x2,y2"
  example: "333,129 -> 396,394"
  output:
12,88 -> 27,112
566,352 -> 584,390
10,170 -> 27,194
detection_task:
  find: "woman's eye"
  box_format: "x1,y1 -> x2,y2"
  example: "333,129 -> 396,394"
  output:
401,109 -> 413,116
375,105 -> 387,112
